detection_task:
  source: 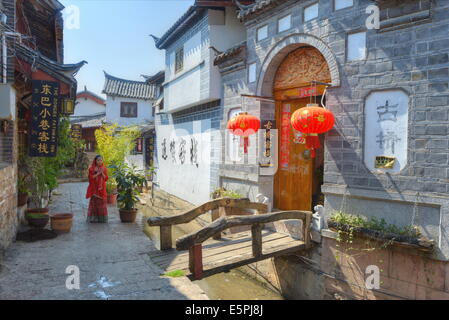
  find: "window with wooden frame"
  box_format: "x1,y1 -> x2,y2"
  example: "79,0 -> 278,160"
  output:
175,46 -> 184,74
120,102 -> 138,118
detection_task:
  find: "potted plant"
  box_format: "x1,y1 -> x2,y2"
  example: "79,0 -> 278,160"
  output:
50,213 -> 74,233
25,212 -> 49,229
106,178 -> 118,205
111,163 -> 146,223
17,177 -> 31,207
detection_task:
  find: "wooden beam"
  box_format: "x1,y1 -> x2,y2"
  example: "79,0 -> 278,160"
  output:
189,244 -> 203,280
160,225 -> 172,250
176,210 -> 312,250
147,197 -> 267,227
251,224 -> 263,257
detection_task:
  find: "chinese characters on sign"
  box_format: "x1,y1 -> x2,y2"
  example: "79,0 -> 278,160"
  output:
280,104 -> 291,170
161,138 -> 168,160
71,124 -> 82,140
190,137 -> 198,167
259,120 -> 275,168
364,91 -> 408,173
29,80 -> 59,157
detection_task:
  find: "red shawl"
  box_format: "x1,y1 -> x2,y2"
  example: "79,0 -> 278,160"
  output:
86,159 -> 108,199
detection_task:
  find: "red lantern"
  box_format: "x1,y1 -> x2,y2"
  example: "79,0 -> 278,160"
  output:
227,112 -> 260,154
291,104 -> 335,158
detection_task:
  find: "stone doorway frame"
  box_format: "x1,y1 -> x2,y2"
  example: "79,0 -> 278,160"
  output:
255,33 -> 341,211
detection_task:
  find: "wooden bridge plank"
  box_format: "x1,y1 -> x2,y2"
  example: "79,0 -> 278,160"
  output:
149,231 -> 289,268
160,234 -> 301,273
195,242 -> 306,280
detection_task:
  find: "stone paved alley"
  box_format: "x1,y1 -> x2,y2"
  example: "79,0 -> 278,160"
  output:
0,182 -> 208,300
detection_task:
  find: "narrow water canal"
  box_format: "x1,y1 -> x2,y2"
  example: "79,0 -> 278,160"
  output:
141,206 -> 284,300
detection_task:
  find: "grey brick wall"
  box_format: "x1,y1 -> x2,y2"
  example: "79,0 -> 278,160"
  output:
216,0 -> 449,259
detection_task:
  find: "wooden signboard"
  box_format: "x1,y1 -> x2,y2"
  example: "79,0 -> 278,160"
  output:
71,124 -> 82,140
29,80 -> 59,157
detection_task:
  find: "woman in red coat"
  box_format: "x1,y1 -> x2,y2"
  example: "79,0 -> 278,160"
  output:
86,155 -> 109,223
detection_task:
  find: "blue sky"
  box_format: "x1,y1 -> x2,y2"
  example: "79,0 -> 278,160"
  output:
60,0 -> 194,97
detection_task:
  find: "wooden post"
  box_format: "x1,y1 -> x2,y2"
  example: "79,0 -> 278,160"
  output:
189,243 -> 203,280
160,225 -> 172,250
303,213 -> 312,249
211,208 -> 221,240
251,223 -> 263,257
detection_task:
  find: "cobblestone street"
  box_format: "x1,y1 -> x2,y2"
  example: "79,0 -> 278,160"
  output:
0,182 -> 208,300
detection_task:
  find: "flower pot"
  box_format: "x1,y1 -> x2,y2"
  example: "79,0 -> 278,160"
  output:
119,208 -> 138,223
107,193 -> 118,205
26,213 -> 49,229
50,213 -> 74,234
26,208 -> 49,215
18,193 -> 28,207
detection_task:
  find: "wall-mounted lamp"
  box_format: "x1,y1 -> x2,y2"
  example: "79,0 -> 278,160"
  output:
61,98 -> 75,115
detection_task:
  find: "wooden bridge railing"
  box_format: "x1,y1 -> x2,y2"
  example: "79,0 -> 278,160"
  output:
175,211 -> 312,279
147,198 -> 268,250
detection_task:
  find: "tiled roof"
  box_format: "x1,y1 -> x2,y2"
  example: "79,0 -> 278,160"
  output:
152,1 -> 255,50
70,112 -> 106,128
102,72 -> 158,100
236,0 -> 281,20
214,41 -> 247,65
16,43 -> 86,85
77,87 -> 106,105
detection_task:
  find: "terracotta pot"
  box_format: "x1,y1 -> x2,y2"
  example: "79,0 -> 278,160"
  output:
26,214 -> 49,229
26,208 -> 49,215
107,193 -> 118,205
50,213 -> 74,234
18,193 -> 28,207
119,208 -> 138,223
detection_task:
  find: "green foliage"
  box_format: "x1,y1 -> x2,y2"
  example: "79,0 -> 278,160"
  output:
111,163 -> 146,210
163,270 -> 186,277
21,117 -> 76,205
94,123 -> 140,177
329,211 -> 421,238
211,187 -> 244,199
106,178 -> 118,194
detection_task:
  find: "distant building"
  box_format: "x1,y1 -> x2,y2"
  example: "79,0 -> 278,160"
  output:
74,86 -> 106,117
152,0 -> 247,205
102,72 -> 159,172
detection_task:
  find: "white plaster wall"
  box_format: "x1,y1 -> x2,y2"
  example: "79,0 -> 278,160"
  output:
155,119 -> 218,205
126,154 -> 145,172
105,96 -> 154,126
74,98 -> 105,116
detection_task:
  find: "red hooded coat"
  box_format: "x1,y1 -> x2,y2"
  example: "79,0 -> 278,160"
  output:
86,159 -> 108,200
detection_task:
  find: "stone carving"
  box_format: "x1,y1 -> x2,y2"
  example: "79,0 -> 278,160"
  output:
274,47 -> 331,90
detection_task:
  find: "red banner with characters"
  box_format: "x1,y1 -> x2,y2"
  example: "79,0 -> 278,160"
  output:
280,104 -> 291,169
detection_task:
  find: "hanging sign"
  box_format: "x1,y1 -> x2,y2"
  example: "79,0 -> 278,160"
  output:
71,124 -> 82,140
280,104 -> 291,169
29,80 -> 60,157
259,120 -> 275,168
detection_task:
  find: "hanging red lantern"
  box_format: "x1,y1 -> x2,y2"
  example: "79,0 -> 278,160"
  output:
227,112 -> 260,154
291,104 -> 335,158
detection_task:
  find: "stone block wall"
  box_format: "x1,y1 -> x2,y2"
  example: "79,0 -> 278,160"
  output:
0,163 -> 17,254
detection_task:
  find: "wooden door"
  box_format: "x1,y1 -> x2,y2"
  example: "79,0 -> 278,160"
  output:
274,98 -> 313,211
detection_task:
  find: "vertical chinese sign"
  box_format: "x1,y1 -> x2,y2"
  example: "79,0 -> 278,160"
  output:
71,124 -> 82,140
29,80 -> 60,157
280,104 -> 291,170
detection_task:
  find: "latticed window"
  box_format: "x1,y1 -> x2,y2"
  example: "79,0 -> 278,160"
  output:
120,102 -> 138,118
175,47 -> 184,74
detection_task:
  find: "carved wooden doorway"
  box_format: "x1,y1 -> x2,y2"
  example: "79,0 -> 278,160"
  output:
273,46 -> 331,211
